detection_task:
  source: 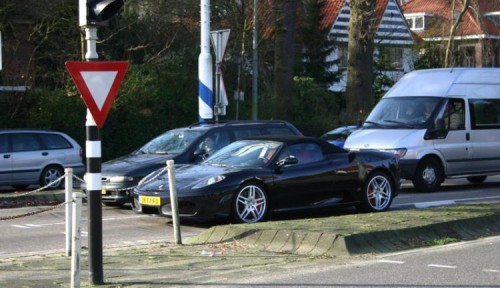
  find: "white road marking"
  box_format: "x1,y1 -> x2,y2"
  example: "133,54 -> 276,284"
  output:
11,225 -> 30,229
428,264 -> 457,269
377,259 -> 405,264
483,269 -> 500,273
10,215 -> 148,229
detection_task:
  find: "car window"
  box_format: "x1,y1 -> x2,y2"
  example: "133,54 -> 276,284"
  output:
39,133 -> 73,149
0,134 -> 8,153
279,143 -> 324,165
233,128 -> 261,140
198,131 -> 231,154
205,140 -> 282,168
138,130 -> 204,154
11,133 -> 42,152
265,127 -> 296,136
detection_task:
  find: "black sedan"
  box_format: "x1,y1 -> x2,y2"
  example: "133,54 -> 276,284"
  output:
132,136 -> 400,223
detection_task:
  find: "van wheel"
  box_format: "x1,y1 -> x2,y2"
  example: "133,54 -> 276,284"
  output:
40,165 -> 64,189
466,176 -> 487,183
412,158 -> 443,192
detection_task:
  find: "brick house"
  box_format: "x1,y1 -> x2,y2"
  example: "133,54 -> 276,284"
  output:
401,0 -> 500,67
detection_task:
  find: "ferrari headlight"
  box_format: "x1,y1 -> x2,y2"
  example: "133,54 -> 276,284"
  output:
192,175 -> 226,189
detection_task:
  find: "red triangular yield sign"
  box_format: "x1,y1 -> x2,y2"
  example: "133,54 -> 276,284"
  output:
65,61 -> 129,128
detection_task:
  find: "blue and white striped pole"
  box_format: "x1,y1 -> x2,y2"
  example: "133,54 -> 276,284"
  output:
199,0 -> 213,122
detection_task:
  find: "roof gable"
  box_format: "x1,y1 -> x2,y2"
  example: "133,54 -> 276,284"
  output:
328,0 -> 414,46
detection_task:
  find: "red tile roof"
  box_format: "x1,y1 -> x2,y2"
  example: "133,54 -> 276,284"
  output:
322,0 -> 390,28
260,0 -> 395,39
402,0 -> 500,38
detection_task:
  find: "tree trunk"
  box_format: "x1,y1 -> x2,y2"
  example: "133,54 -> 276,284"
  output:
272,0 -> 298,119
345,0 -> 376,124
445,0 -> 470,68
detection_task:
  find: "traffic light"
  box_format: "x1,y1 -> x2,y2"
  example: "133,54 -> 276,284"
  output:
80,0 -> 124,27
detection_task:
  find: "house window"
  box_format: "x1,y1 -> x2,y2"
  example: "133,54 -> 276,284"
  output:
337,46 -> 348,69
380,47 -> 404,70
458,46 -> 475,67
406,15 -> 425,30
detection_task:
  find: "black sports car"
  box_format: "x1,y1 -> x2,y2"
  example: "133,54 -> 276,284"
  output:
132,135 -> 400,223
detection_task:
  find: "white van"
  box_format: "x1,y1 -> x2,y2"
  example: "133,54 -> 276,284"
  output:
344,68 -> 500,192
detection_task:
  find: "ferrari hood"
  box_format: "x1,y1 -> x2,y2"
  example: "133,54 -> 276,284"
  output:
137,164 -> 238,192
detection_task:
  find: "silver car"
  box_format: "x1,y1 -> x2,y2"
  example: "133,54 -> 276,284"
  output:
0,129 -> 85,189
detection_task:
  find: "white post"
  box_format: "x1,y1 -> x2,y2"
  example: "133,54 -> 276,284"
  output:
71,192 -> 83,288
166,160 -> 182,244
65,167 -> 73,256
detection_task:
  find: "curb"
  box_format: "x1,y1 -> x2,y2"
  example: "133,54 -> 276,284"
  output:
186,212 -> 500,257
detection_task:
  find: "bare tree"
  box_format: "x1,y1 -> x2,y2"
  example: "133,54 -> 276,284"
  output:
345,0 -> 377,124
444,0 -> 471,68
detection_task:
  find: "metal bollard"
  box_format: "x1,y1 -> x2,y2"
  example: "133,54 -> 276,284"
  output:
166,160 -> 182,244
71,192 -> 83,288
65,167 -> 74,256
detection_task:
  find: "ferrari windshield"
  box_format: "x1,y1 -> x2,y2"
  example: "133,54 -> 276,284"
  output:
204,140 -> 282,168
136,129 -> 204,155
364,97 -> 442,129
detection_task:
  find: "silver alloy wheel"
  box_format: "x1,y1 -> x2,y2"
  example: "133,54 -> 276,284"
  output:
42,166 -> 63,189
367,174 -> 392,210
235,184 -> 267,223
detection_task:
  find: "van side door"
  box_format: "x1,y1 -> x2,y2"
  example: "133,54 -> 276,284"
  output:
433,98 -> 473,175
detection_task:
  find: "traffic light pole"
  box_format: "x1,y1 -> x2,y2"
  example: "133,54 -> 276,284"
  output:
84,26 -> 104,285
77,0 -> 123,284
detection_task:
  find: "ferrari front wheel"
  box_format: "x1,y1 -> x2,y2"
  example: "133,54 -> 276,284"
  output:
232,182 -> 268,223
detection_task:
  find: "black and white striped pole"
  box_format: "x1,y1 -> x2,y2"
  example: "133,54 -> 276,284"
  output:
84,25 -> 104,285
79,0 -> 123,285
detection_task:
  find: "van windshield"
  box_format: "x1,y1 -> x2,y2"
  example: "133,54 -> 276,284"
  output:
364,97 -> 442,129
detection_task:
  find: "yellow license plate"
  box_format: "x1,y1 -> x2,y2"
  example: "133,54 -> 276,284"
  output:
139,196 -> 161,206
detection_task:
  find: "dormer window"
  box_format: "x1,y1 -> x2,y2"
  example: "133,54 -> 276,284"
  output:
405,13 -> 431,31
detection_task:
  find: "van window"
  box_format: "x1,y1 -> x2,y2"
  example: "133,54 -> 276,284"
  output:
365,97 -> 441,128
470,99 -> 500,129
443,99 -> 465,130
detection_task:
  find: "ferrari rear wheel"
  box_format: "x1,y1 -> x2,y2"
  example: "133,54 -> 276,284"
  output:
232,182 -> 268,223
358,171 -> 394,212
